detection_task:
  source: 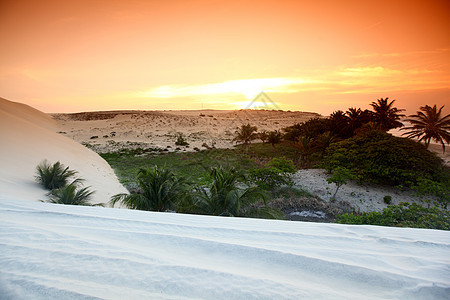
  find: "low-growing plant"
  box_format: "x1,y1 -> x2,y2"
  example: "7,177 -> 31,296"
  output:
180,167 -> 280,218
249,157 -> 296,190
337,202 -> 450,230
412,177 -> 449,208
35,160 -> 82,190
175,133 -> 189,146
110,166 -> 187,212
383,195 -> 392,205
47,184 -> 96,206
326,167 -> 356,202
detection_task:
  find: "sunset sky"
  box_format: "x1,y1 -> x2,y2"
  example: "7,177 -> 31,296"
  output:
1,0 -> 449,115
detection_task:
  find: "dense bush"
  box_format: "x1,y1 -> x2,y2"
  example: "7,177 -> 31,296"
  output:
249,157 -> 296,190
337,202 -> 450,230
322,130 -> 449,206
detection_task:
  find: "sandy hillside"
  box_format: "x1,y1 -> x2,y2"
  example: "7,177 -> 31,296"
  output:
52,109 -> 320,152
0,98 -> 127,205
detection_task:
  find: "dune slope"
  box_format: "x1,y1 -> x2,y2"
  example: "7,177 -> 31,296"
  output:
0,197 -> 449,299
0,98 -> 127,205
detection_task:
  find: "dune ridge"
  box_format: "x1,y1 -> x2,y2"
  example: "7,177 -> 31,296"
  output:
0,98 -> 127,205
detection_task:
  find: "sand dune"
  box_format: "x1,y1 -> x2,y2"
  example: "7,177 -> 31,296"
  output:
1,197 -> 449,299
52,109 -> 321,152
0,98 -> 127,205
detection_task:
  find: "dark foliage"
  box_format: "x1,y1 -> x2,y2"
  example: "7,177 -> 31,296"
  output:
110,166 -> 187,211
47,184 -> 95,206
35,160 -> 81,190
337,202 -> 450,230
267,130 -> 283,147
369,97 -> 405,131
321,130 -> 450,206
401,104 -> 450,152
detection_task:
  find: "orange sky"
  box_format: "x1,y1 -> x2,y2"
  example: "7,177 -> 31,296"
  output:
1,0 -> 449,115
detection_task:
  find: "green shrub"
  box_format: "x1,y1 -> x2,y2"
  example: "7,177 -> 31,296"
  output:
35,160 -> 82,190
322,131 -> 449,205
185,167 -> 271,217
337,202 -> 450,230
383,195 -> 392,204
175,133 -> 189,146
47,184 -> 96,206
250,157 -> 296,190
266,157 -> 296,173
326,166 -> 356,201
110,166 -> 187,212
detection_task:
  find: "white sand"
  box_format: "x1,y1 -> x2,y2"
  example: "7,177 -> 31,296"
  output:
292,169 -> 433,213
1,98 -> 449,299
0,98 -> 128,205
1,196 -> 449,300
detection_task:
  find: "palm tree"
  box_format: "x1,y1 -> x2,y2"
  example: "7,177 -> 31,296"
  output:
47,184 -> 95,206
267,130 -> 282,147
314,131 -> 337,158
194,167 -> 267,217
233,123 -> 258,153
110,166 -> 187,211
259,130 -> 269,144
370,97 -> 405,131
346,108 -> 372,136
401,105 -> 450,152
295,136 -> 314,167
329,110 -> 350,138
35,160 -> 82,190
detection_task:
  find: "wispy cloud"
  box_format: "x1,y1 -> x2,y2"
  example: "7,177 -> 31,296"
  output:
133,63 -> 449,107
354,48 -> 450,58
138,77 -> 318,100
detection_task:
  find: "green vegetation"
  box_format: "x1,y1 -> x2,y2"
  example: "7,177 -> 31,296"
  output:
321,130 -> 450,207
337,202 -> 450,230
96,99 -> 449,229
326,167 -> 356,202
110,166 -> 187,211
175,133 -> 189,146
401,104 -> 450,152
249,157 -> 296,190
47,184 -> 96,206
100,148 -> 257,186
267,130 -> 283,147
35,160 -> 81,190
233,123 -> 258,153
369,97 -> 404,131
185,167 -> 269,217
35,160 -> 96,206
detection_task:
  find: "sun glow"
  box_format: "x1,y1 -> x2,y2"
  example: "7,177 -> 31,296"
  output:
138,78 -> 310,100
233,101 -> 268,109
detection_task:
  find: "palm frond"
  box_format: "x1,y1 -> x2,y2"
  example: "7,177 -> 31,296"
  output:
47,184 -> 94,205
401,105 -> 450,152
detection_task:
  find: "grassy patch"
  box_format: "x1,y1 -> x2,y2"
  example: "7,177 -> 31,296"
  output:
100,148 -> 258,187
236,142 -> 299,164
